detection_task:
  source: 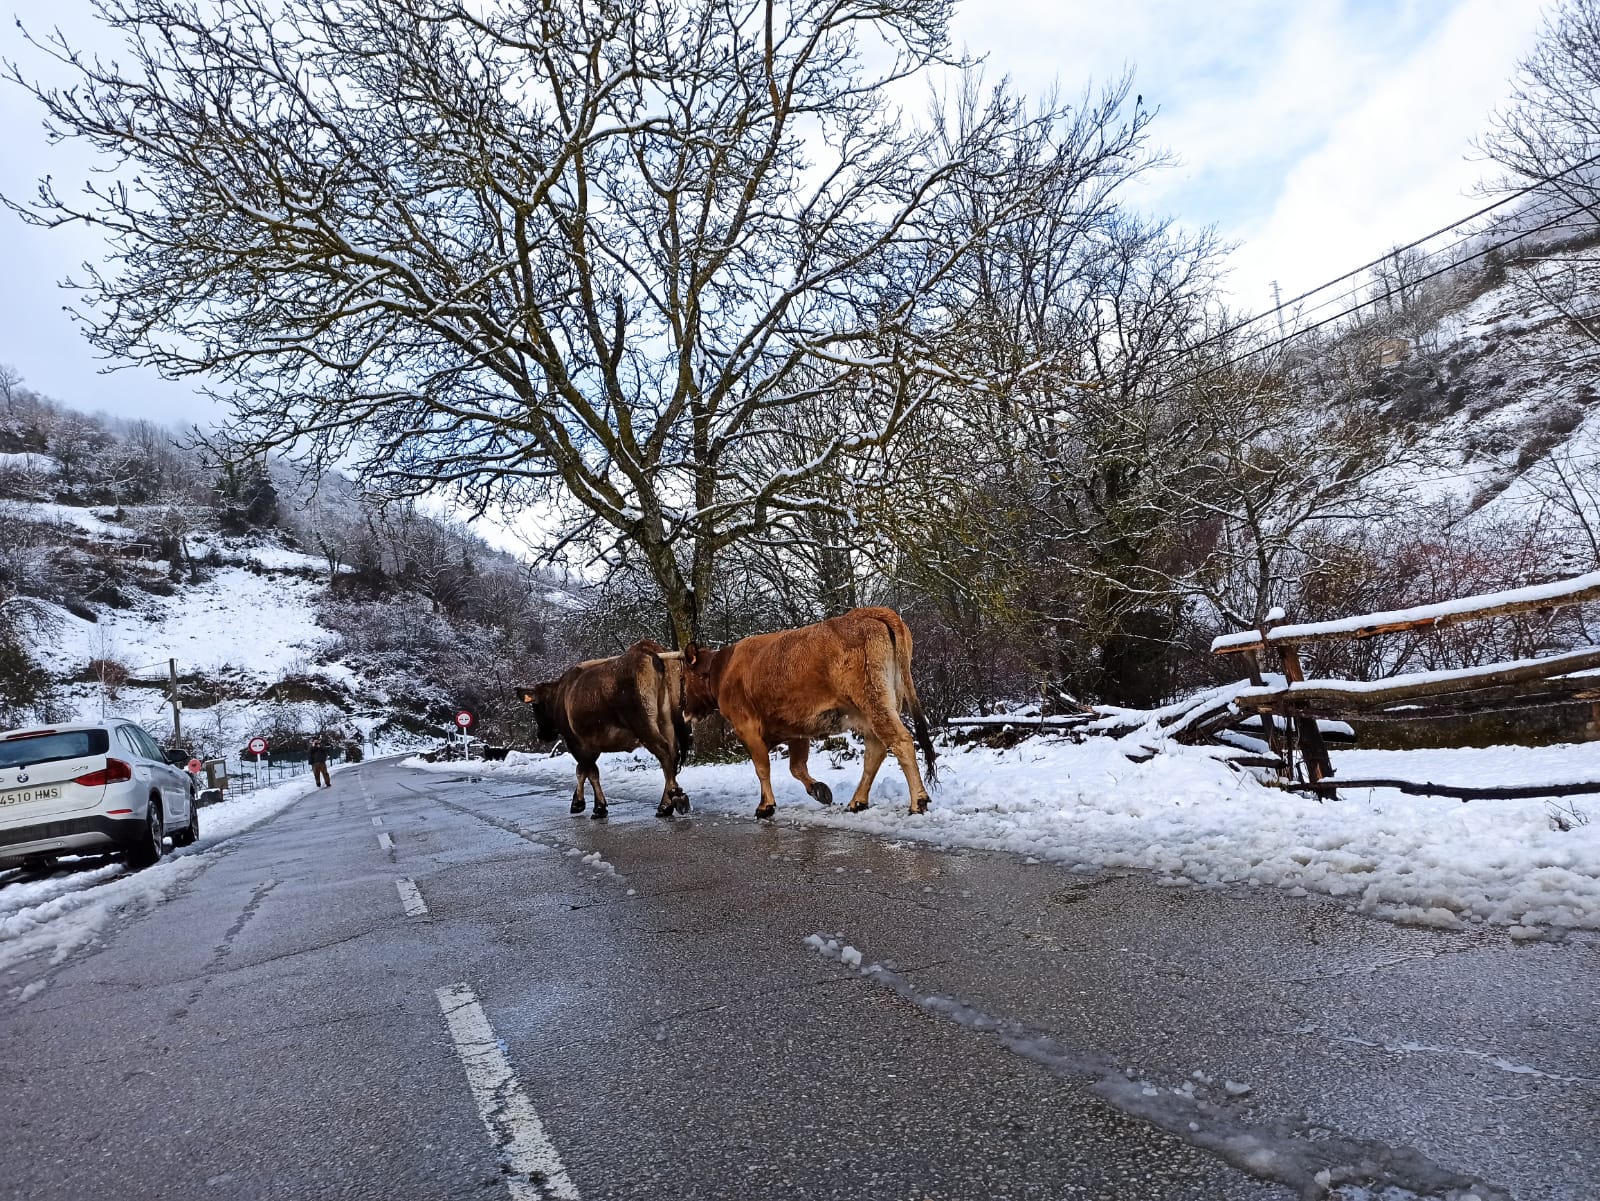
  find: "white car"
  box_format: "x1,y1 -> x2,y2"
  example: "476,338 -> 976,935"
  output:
0,720 -> 199,871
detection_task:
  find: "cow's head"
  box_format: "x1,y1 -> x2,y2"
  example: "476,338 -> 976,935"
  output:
516,681 -> 562,742
681,643 -> 721,719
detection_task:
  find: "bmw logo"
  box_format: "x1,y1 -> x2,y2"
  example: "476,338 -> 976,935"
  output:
16,772 -> 28,784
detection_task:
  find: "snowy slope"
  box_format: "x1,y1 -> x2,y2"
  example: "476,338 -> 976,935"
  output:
41,565 -> 330,677
1373,253 -> 1600,519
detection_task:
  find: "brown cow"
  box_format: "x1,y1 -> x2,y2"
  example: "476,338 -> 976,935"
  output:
683,607 -> 937,820
518,640 -> 691,820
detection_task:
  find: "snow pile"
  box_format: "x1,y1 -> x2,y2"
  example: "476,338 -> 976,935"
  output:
412,739 -> 1600,934
0,772 -> 324,982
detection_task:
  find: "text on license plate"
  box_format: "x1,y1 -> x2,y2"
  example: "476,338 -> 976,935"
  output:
1,786 -> 63,806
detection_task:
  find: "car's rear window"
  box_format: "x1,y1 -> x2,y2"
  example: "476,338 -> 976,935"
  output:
0,729 -> 110,768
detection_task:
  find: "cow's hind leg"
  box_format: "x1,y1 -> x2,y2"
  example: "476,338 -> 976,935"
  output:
860,644 -> 932,814
847,732 -> 888,812
583,763 -> 609,820
646,735 -> 686,820
786,739 -> 831,806
570,766 -> 587,815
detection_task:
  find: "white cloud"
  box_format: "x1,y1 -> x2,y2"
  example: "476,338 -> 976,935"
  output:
948,0 -> 1549,311
1222,0 -> 1549,309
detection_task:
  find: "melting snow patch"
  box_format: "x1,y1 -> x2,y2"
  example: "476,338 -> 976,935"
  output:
410,738 -> 1600,933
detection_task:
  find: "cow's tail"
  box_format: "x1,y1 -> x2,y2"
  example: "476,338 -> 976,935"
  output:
876,610 -> 938,788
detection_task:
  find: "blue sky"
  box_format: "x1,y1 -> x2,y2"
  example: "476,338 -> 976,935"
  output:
0,0 -> 1553,425
948,0 -> 1549,306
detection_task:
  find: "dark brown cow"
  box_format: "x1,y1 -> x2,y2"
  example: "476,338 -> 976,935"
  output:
684,607 -> 937,820
518,640 -> 690,820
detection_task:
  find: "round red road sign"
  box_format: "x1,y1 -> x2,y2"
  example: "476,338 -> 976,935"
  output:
186,758 -> 204,774
247,737 -> 269,755
454,710 -> 475,730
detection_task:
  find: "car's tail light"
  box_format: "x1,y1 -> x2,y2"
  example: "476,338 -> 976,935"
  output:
75,758 -> 134,787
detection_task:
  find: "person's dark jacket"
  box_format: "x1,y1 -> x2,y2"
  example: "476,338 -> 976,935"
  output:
307,743 -> 328,766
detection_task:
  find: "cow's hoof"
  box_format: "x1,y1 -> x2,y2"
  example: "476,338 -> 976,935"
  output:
570,799 -> 586,815
655,802 -> 675,820
755,803 -> 776,821
846,798 -> 869,813
808,781 -> 834,806
911,795 -> 930,815
673,790 -> 691,814
591,807 -> 608,821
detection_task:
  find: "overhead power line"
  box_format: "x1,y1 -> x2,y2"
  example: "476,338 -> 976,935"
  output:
1213,147 -> 1600,351
1206,201 -> 1592,377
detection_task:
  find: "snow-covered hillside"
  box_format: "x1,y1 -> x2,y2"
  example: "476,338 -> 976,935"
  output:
1375,243 -> 1600,522
2,488 -> 583,758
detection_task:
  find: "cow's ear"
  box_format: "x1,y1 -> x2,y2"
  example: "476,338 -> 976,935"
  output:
516,688 -> 536,705
684,644 -> 699,666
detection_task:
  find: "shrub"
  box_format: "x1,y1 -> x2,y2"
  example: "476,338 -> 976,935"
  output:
87,656 -> 131,700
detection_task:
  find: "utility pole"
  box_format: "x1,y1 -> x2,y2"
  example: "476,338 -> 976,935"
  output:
1270,280 -> 1287,338
168,658 -> 182,745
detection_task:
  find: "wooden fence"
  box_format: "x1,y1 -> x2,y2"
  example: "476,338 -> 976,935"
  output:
1210,570 -> 1600,800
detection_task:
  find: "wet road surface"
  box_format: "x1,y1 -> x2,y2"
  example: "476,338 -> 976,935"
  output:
1,757 -> 1595,1200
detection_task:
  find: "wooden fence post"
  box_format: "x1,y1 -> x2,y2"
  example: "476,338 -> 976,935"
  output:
1277,643 -> 1336,794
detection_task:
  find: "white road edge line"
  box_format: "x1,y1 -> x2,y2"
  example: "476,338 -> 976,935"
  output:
395,878 -> 428,917
377,832 -> 394,850
436,983 -> 580,1201
371,816 -> 384,827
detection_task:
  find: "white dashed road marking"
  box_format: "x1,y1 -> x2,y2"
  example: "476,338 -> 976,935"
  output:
371,816 -> 383,827
378,832 -> 394,850
395,878 -> 428,917
436,983 -> 580,1201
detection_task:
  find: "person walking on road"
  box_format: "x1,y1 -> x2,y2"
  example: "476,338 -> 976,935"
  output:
309,736 -> 331,788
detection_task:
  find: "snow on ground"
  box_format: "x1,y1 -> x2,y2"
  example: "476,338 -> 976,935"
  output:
412,738 -> 1600,935
0,770 -> 331,986
187,537 -> 328,573
40,565 -> 330,677
1,500 -> 134,539
0,453 -> 61,475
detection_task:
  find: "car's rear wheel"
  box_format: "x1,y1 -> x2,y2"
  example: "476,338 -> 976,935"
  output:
126,800 -> 165,869
171,801 -> 200,848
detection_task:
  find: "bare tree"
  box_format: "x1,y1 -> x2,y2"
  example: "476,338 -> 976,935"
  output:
1480,0 -> 1600,219
7,0 -> 1145,644
0,365 -> 21,417
1520,443 -> 1600,570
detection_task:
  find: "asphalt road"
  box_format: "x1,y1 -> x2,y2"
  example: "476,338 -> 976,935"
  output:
1,757 -> 1595,1201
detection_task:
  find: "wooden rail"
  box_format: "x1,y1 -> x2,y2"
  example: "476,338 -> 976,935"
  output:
1231,647 -> 1600,713
1209,569 -> 1600,798
1212,570 -> 1600,656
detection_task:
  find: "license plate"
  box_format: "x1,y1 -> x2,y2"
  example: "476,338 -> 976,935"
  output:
1,786 -> 63,807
